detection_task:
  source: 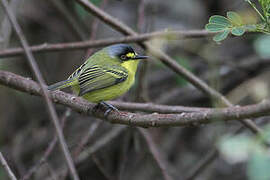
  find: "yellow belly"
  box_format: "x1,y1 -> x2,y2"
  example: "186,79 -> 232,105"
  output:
72,74 -> 135,103
72,60 -> 139,103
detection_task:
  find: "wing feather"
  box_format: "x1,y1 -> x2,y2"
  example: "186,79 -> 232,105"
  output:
78,65 -> 128,96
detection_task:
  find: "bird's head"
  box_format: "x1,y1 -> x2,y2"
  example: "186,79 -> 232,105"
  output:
105,44 -> 148,62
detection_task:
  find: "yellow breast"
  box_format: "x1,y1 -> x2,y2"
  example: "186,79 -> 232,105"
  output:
78,60 -> 139,103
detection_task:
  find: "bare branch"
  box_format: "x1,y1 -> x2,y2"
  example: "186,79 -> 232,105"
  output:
1,70 -> 270,128
135,0 -> 150,102
73,121 -> 101,157
76,127 -> 126,163
21,109 -> 71,180
0,30 -> 212,58
0,0 -> 21,49
139,129 -> 173,180
109,101 -> 210,113
60,126 -> 125,180
50,0 -> 87,40
55,119 -> 101,180
184,149 -> 218,180
0,152 -> 17,180
85,0 -> 108,57
0,1 -> 79,180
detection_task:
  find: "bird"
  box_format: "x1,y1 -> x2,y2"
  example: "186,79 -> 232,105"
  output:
48,44 -> 148,114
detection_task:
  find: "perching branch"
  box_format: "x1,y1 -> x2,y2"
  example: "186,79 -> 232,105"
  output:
0,30 -> 212,58
1,70 -> 270,127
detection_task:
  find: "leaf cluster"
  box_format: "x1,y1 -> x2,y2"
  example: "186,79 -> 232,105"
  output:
258,0 -> 270,20
205,0 -> 270,42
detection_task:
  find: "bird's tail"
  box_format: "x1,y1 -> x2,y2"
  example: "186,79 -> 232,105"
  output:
48,78 -> 76,91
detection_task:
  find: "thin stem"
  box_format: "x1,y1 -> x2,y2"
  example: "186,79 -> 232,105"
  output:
109,101 -> 210,113
0,30 -> 213,58
53,126 -> 126,180
138,129 -> 173,180
0,152 -> 17,180
85,0 -> 108,57
61,121 -> 102,180
246,0 -> 266,22
21,109 -> 71,180
135,0 -> 150,102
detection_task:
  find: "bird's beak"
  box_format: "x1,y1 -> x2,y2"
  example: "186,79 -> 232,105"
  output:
132,55 -> 148,60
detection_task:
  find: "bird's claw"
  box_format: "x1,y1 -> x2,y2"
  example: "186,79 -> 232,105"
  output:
99,101 -> 119,117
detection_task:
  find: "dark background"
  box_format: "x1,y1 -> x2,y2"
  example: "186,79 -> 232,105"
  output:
0,0 -> 269,179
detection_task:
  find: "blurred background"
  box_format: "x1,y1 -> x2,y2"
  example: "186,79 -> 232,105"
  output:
1,0 -> 270,179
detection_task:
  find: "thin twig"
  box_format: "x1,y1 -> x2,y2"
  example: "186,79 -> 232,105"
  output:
0,1 -> 80,180
135,0 -> 150,102
138,129 -> 173,180
0,30 -> 212,58
184,149 -> 218,180
58,126 -> 126,180
0,0 -> 20,49
44,162 -> 58,180
85,0 -> 108,57
118,131 -> 132,180
21,109 -> 71,180
109,101 -> 210,115
76,126 -> 126,163
137,0 -> 146,33
0,152 -> 17,180
73,121 -> 101,157
50,0 -> 87,39
92,155 -> 116,180
61,121 -> 102,180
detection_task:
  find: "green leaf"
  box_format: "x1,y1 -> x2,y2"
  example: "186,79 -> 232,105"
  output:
213,29 -> 230,42
205,23 -> 228,32
209,15 -> 231,27
248,148 -> 270,180
218,135 -> 252,164
231,27 -> 245,36
227,11 -> 243,25
254,35 -> 270,58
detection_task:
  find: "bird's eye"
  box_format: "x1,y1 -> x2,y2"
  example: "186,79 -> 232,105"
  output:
120,55 -> 126,60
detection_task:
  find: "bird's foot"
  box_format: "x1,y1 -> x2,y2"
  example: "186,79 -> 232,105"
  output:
96,101 -> 119,117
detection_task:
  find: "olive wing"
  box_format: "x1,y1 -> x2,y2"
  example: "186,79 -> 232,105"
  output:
78,65 -> 128,96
